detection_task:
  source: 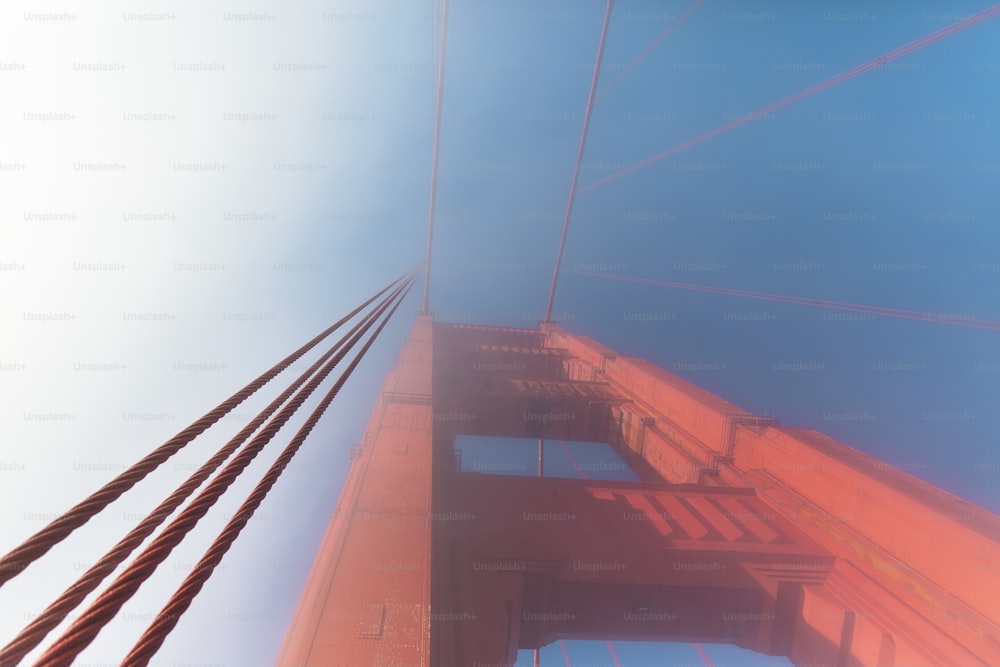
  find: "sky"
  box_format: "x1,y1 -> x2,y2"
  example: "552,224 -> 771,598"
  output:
1,0 -> 998,665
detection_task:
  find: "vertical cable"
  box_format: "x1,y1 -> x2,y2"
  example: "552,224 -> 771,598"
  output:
422,0 -> 451,313
543,0 -> 614,322
593,0 -> 703,103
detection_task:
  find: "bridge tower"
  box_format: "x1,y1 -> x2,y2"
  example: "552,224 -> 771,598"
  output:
278,316 -> 1000,666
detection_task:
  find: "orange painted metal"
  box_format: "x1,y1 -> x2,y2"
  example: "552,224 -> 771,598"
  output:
278,318 -> 1000,666
276,315 -> 435,667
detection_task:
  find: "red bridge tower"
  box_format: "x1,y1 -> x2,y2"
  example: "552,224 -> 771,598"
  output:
278,316 -> 1000,666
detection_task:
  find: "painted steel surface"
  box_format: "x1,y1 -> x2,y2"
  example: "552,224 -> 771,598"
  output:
278,318 -> 1000,666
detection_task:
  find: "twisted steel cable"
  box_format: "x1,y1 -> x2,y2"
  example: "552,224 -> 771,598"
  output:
0,281 -> 408,666
0,273 -> 409,588
33,275 -> 416,667
124,282 -> 414,665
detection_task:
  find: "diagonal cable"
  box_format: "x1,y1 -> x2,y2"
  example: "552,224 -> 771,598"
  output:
578,4 -> 1000,194
0,272 -> 409,587
0,278 -> 409,665
123,282 -> 415,665
543,0 -> 615,321
594,0 -> 704,103
564,269 -> 1000,331
694,643 -> 717,667
33,274 -> 416,666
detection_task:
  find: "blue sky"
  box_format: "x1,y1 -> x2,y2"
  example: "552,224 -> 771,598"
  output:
1,1 -> 998,665
429,0 -> 1000,516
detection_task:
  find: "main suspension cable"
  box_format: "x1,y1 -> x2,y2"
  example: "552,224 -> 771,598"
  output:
32,274 -> 416,666
124,282 -> 415,666
0,280 -> 409,666
0,272 -> 409,587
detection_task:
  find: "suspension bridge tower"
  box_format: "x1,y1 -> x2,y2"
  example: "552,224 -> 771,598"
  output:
276,314 -> 1000,667
4,3 -> 999,665
272,4 -> 1000,662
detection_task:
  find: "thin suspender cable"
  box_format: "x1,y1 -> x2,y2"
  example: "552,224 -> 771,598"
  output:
557,440 -> 589,479
0,281 -> 408,666
431,0 -> 440,106
34,275 -> 416,667
605,641 -> 623,667
593,0 -> 703,104
0,272 -> 409,587
123,282 -> 415,666
543,0 -> 614,322
578,4 -> 1000,194
559,639 -> 573,666
694,643 -> 718,667
422,0 -> 450,313
564,269 -> 1000,331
